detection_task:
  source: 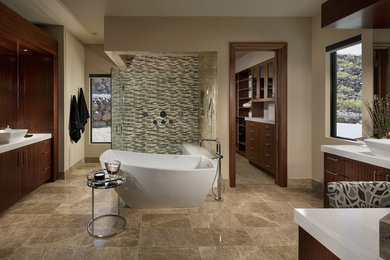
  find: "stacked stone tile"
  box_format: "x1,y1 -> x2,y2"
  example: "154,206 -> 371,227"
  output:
111,55 -> 200,154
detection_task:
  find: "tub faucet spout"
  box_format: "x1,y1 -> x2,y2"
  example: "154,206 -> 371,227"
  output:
199,138 -> 223,201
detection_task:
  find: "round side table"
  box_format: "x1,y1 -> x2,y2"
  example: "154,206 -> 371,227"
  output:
87,169 -> 126,238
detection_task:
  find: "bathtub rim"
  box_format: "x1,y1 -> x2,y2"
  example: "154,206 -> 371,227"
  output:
100,149 -> 217,172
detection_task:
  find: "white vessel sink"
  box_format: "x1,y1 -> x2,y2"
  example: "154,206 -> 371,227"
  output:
0,129 -> 28,144
364,139 -> 390,158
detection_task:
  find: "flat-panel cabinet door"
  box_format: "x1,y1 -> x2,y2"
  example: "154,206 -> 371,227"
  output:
39,140 -> 51,183
22,143 -> 40,197
1,149 -> 22,214
0,153 -> 5,213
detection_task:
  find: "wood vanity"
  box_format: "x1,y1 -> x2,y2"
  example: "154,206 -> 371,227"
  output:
323,145 -> 390,208
0,3 -> 58,214
0,136 -> 52,214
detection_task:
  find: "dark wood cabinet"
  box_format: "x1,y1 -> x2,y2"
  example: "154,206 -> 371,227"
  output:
21,143 -> 40,197
0,139 -> 52,214
246,121 -> 276,176
39,139 -> 51,184
0,2 -> 58,181
235,58 -> 276,157
246,122 -> 259,165
324,152 -> 390,207
0,148 -> 22,214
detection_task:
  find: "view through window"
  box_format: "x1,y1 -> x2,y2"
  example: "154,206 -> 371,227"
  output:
90,74 -> 111,143
330,41 -> 362,140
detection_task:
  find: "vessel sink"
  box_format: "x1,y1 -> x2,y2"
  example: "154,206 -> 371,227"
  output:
0,129 -> 28,144
364,139 -> 390,158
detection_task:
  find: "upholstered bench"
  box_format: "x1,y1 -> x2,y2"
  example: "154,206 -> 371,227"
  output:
328,181 -> 390,208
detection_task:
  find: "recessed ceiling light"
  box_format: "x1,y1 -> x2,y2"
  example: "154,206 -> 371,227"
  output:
22,48 -> 30,52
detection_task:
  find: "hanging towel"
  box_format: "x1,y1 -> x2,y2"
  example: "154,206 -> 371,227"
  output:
78,88 -> 90,133
70,95 -> 81,143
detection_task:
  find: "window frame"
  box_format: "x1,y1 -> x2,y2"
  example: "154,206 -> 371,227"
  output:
89,74 -> 112,144
327,35 -> 362,141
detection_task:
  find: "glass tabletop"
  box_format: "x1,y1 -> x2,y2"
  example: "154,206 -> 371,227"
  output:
87,169 -> 126,189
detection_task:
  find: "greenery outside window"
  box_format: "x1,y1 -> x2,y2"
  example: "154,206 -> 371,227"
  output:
328,35 -> 362,140
90,74 -> 112,144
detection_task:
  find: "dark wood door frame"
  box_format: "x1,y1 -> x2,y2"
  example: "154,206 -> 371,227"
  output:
229,42 -> 288,187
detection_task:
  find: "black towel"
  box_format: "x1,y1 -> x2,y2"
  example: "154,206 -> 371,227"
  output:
70,95 -> 81,143
78,88 -> 90,133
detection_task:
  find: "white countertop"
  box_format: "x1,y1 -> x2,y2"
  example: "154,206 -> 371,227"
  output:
295,208 -> 390,260
245,117 -> 275,124
0,134 -> 52,154
321,145 -> 390,169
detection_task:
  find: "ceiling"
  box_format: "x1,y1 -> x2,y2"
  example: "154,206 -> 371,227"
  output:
0,0 -> 326,44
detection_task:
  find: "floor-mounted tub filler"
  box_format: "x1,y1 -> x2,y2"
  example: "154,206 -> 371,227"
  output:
100,149 -> 217,208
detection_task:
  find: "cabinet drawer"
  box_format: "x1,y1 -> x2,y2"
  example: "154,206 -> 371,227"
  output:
247,148 -> 259,165
324,153 -> 345,176
324,170 -> 345,208
40,139 -> 51,153
263,157 -> 275,174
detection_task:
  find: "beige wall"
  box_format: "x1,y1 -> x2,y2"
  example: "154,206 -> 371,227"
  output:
84,45 -> 115,158
40,25 -> 86,173
104,16 -> 313,180
311,14 -> 374,183
63,29 -> 86,171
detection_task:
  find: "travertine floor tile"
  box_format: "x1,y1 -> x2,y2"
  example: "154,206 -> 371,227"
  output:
141,214 -> 191,228
194,228 -> 254,246
139,227 -> 197,248
198,246 -> 267,260
0,157 -> 322,259
138,247 -> 201,260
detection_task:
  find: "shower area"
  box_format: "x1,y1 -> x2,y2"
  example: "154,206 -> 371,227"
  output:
110,52 -> 217,155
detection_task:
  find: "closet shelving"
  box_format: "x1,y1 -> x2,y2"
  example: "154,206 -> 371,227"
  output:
235,57 -> 275,157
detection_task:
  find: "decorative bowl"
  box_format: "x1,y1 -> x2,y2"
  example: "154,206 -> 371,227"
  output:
105,160 -> 121,175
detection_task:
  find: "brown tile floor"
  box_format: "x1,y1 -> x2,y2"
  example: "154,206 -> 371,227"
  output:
0,155 -> 322,259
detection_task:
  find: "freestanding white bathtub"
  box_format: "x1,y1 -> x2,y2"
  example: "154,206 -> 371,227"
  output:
99,149 -> 216,209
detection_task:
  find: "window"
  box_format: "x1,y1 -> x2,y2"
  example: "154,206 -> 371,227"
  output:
90,74 -> 111,143
328,35 -> 362,140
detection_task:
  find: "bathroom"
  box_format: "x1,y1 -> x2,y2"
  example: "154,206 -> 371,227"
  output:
2,1 -> 390,259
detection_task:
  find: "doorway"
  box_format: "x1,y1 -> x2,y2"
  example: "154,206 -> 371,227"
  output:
229,42 -> 287,187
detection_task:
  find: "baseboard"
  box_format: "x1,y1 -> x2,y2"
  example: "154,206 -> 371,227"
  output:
288,178 -> 323,193
58,159 -> 85,180
312,179 -> 323,194
85,157 -> 100,163
288,179 -> 313,188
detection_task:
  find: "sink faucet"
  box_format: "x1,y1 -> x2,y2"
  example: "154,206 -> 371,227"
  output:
199,138 -> 223,201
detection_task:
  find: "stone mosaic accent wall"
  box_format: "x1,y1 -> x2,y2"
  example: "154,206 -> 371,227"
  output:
111,55 -> 200,154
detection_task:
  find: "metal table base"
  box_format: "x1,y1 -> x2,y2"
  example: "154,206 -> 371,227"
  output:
87,170 -> 126,238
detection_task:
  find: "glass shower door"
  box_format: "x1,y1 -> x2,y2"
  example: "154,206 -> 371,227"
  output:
111,68 -> 124,150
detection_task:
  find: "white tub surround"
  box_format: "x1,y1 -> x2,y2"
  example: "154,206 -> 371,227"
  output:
321,145 -> 390,169
0,134 -> 52,154
181,143 -> 214,159
100,149 -> 217,209
244,117 -> 275,124
295,208 -> 390,260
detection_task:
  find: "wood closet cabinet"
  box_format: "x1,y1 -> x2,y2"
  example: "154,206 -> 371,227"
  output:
246,121 -> 276,176
323,153 -> 390,207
